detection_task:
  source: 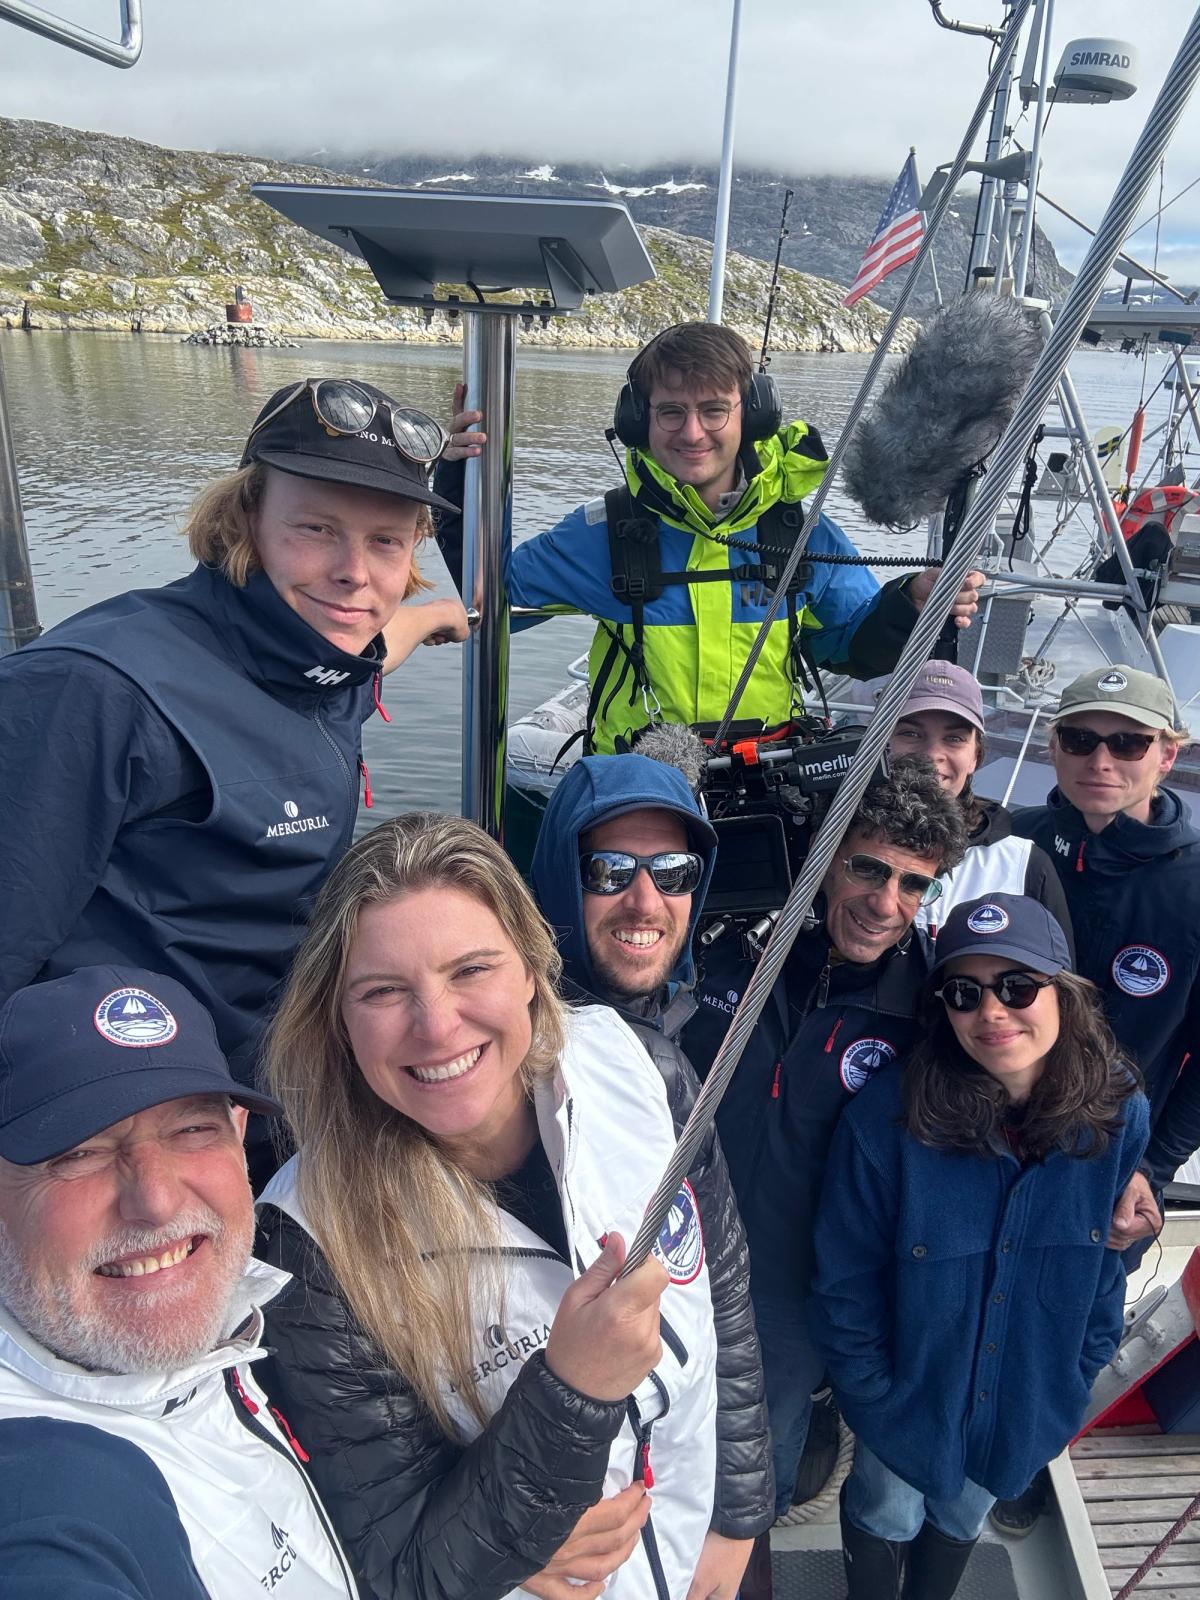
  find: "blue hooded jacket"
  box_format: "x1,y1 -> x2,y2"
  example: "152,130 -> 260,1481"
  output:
529,754 -> 775,1539
531,754 -> 718,1016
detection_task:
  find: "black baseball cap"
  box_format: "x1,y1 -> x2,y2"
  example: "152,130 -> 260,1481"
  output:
931,893 -> 1072,978
242,378 -> 460,513
0,967 -> 282,1166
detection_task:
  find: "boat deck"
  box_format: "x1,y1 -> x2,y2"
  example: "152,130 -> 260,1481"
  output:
1071,1433 -> 1200,1597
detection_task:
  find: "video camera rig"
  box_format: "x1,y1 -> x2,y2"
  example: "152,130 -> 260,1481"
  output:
697,718 -> 888,954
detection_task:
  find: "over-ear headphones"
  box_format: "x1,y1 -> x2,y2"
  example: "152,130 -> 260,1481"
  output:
612,325 -> 783,450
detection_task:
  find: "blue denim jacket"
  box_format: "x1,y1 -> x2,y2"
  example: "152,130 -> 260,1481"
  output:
811,1065 -> 1149,1500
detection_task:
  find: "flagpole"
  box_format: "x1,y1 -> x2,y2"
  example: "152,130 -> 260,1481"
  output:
912,147 -> 944,307
708,0 -> 743,323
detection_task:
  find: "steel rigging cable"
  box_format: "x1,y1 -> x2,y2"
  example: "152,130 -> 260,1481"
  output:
622,3 -> 1200,1274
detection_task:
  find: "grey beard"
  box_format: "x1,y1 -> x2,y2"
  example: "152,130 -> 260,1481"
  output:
0,1208 -> 255,1375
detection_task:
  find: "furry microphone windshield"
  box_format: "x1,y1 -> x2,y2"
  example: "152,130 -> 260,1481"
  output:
842,295 -> 1044,531
631,723 -> 710,791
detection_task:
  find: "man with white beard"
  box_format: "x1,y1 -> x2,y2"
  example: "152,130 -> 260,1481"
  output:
0,965 -> 360,1599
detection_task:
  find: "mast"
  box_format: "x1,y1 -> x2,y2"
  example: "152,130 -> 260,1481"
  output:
707,0 -> 743,323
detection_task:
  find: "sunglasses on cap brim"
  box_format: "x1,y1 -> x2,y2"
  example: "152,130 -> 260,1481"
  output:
247,378 -> 449,467
579,849 -> 704,897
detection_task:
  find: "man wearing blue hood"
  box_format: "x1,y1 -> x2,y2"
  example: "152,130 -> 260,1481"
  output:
531,754 -> 775,1592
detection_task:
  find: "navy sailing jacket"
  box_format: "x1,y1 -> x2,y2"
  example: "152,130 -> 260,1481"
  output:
684,917 -> 933,1307
0,564 -> 380,1082
1013,788 -> 1200,1188
811,1067 -> 1149,1501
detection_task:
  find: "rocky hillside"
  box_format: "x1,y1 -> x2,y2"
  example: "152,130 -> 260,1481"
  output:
0,118 -> 912,353
300,152 -> 1074,311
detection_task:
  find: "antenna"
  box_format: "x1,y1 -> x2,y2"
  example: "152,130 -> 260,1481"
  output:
758,188 -> 793,373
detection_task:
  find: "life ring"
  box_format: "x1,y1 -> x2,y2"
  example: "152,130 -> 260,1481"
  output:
1119,483 -> 1200,542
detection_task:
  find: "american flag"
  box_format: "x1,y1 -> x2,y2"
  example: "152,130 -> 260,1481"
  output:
843,153 -> 925,308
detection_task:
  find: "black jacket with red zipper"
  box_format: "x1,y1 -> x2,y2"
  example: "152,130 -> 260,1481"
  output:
683,908 -> 933,1306
1013,786 -> 1200,1189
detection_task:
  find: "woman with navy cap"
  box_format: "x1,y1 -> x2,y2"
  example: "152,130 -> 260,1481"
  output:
811,893 -> 1148,1600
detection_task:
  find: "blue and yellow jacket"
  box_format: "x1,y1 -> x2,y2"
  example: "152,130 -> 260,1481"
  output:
435,425 -> 921,752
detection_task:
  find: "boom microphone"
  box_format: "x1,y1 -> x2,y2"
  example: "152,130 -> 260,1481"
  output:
631,722 -> 710,792
842,294 -> 1043,531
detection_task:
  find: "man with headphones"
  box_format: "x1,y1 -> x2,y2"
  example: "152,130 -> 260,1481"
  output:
436,321 -> 982,755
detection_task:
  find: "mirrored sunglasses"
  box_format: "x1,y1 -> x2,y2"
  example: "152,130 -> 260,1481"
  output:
579,849 -> 704,897
842,853 -> 942,907
247,378 -> 449,466
935,971 -> 1054,1013
1055,725 -> 1158,762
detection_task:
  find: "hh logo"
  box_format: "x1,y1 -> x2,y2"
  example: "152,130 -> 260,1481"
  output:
1054,835 -> 1071,857
304,665 -> 350,687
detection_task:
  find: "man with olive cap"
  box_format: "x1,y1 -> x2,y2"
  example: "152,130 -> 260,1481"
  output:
0,964 -> 360,1598
1002,664 -> 1200,1536
0,379 -> 467,1147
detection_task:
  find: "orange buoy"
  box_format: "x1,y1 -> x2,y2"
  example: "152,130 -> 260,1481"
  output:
1125,406 -> 1146,483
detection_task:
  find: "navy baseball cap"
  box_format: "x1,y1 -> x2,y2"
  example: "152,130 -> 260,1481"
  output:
0,967 -> 282,1165
241,378 -> 459,513
931,893 -> 1072,978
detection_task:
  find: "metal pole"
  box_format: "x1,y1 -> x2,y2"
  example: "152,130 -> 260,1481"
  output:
1014,0 -> 1054,298
460,313 -> 515,840
708,0 -> 743,324
1051,347 -> 1179,694
1169,346 -> 1200,476
0,349 -> 39,654
966,8 -> 1022,285
623,2 -> 1200,1273
0,0 -> 142,66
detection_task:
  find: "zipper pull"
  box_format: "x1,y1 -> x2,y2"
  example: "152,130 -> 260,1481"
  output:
641,1440 -> 655,1489
270,1405 -> 311,1464
373,670 -> 393,723
1076,837 -> 1086,873
230,1369 -> 259,1416
771,1062 -> 781,1100
824,1017 -> 843,1055
360,758 -> 373,809
817,964 -> 831,1007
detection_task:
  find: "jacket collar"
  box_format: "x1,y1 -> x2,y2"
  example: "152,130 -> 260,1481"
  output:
790,916 -> 931,1021
190,564 -> 383,701
0,1256 -> 290,1416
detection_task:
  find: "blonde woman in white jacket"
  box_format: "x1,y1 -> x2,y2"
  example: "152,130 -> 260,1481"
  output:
255,812 -> 759,1600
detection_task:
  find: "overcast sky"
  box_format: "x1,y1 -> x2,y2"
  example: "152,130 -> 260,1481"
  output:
0,0 -> 1197,280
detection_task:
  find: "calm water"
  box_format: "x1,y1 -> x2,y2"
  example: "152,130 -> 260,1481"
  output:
0,331 -> 1185,816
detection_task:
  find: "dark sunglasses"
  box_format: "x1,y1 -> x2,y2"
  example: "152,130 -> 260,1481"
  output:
579,849 -> 704,897
247,378 -> 449,466
1055,725 -> 1157,762
935,970 -> 1055,1013
842,853 -> 942,907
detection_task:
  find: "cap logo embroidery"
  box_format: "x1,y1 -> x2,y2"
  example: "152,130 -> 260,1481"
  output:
94,988 -> 179,1048
1112,945 -> 1170,997
966,903 -> 1009,934
1098,670 -> 1129,692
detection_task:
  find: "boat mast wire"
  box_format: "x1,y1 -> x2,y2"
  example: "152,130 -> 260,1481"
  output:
710,0 -> 1035,755
757,188 -> 794,373
621,3 -> 1200,1277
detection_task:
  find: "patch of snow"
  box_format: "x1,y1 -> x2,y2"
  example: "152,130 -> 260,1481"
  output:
524,164 -> 555,181
590,173 -> 708,198
412,174 -> 476,188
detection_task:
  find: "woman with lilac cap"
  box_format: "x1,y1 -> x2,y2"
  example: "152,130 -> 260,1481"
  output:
883,661 -> 1072,945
